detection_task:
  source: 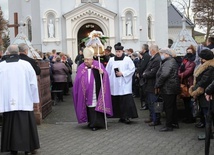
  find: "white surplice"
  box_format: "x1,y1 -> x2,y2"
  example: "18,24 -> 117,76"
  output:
0,59 -> 39,113
106,56 -> 135,95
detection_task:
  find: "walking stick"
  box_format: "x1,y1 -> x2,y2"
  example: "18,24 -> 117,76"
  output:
205,100 -> 212,155
96,43 -> 108,130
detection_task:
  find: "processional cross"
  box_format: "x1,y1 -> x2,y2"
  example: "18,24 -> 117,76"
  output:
7,12 -> 20,37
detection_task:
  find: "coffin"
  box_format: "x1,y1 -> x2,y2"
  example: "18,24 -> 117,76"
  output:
34,61 -> 52,124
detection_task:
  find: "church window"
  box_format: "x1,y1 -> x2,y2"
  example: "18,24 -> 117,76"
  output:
148,16 -> 152,40
26,18 -> 32,41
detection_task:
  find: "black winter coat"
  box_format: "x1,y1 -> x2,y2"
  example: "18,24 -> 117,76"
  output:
143,53 -> 161,93
189,59 -> 214,107
138,51 -> 151,77
155,57 -> 180,95
19,54 -> 41,75
206,80 -> 214,95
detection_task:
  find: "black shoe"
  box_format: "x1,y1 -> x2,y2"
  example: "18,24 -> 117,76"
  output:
124,118 -> 131,124
172,123 -> 179,129
91,127 -> 97,131
182,118 -> 196,124
140,105 -> 148,110
118,118 -> 125,123
159,126 -> 173,132
144,118 -> 153,123
25,150 -> 37,154
119,118 -> 131,124
11,151 -> 18,155
195,122 -> 205,128
148,121 -> 161,126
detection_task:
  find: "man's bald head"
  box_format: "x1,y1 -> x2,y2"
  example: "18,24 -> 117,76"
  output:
7,44 -> 19,55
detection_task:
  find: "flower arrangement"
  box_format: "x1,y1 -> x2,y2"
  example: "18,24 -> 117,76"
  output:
80,30 -> 109,56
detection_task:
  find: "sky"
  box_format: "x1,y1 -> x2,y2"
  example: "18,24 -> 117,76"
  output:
0,0 -> 9,20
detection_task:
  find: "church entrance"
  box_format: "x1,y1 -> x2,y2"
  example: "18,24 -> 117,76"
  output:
77,23 -> 103,50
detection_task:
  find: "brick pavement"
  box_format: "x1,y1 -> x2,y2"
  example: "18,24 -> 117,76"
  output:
1,92 -> 214,155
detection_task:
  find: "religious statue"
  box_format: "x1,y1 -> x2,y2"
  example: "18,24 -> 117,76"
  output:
48,19 -> 54,38
126,18 -> 132,36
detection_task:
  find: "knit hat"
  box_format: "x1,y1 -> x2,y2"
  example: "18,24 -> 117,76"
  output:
83,47 -> 94,59
159,48 -> 172,56
199,49 -> 214,60
114,42 -> 124,50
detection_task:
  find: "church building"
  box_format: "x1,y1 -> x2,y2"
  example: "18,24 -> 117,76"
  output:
8,0 -> 168,60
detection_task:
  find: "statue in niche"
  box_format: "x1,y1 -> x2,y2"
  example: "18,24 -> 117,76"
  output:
126,17 -> 132,36
48,19 -> 54,38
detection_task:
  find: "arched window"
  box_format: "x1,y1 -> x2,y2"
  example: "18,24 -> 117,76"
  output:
148,16 -> 152,40
26,18 -> 32,41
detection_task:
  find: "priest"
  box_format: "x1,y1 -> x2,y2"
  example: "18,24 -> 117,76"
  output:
106,42 -> 138,124
0,45 -> 40,155
72,47 -> 113,131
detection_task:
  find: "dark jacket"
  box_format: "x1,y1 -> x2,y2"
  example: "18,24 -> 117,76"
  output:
206,80 -> 214,95
19,54 -> 41,75
178,55 -> 196,87
143,53 -> 161,93
155,57 -> 180,95
138,51 -> 151,77
75,54 -> 84,66
189,59 -> 214,107
52,62 -> 69,82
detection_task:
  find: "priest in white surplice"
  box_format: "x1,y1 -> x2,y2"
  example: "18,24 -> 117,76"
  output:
106,42 -> 138,124
0,45 -> 40,155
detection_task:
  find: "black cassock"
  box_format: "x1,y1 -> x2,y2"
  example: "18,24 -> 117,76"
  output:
111,94 -> 138,119
87,68 -> 105,128
1,111 -> 40,153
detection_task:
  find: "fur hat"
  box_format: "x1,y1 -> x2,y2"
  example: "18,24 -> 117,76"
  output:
159,48 -> 172,56
83,47 -> 94,59
114,42 -> 124,50
105,46 -> 112,52
199,49 -> 214,60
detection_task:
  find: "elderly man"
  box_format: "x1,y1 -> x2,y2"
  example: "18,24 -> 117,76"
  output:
18,43 -> 41,75
0,45 -> 40,154
142,44 -> 161,126
155,48 -> 180,131
138,44 -> 151,110
73,47 -> 113,131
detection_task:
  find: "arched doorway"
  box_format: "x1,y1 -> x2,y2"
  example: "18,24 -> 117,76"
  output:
77,23 -> 103,50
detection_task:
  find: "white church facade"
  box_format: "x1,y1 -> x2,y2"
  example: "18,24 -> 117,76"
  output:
8,0 -> 169,59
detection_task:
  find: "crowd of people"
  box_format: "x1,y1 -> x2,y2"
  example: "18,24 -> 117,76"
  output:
0,36 -> 214,154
